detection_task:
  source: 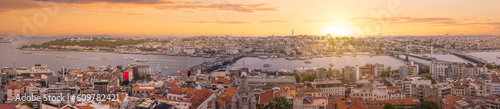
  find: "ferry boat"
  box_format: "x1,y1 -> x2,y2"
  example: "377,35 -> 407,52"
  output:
23,51 -> 32,54
0,38 -> 12,43
123,57 -> 134,60
263,64 -> 272,67
101,58 -> 111,61
56,55 -> 65,58
136,59 -> 148,63
258,56 -> 268,59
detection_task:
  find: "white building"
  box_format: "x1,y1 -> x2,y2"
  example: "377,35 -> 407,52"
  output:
430,62 -> 447,79
312,80 -> 345,96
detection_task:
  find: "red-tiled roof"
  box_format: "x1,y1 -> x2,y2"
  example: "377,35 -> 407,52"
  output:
217,87 -> 237,107
189,89 -> 213,109
259,91 -> 274,104
337,98 -> 366,109
6,82 -> 22,89
453,85 -> 468,89
169,87 -> 200,95
442,95 -> 461,109
0,104 -> 14,109
211,78 -> 233,84
471,82 -> 485,85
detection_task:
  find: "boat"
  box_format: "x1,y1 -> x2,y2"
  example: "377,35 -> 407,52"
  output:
123,57 -> 134,60
136,59 -> 148,63
263,64 -> 272,67
56,55 -> 65,58
0,38 -> 12,43
165,67 -> 170,69
286,57 -> 295,60
142,53 -> 149,55
304,61 -> 311,64
202,55 -> 211,58
329,63 -> 334,67
101,58 -> 111,61
23,51 -> 32,54
258,56 -> 268,59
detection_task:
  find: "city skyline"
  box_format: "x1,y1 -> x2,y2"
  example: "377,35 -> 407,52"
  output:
1,0 -> 500,36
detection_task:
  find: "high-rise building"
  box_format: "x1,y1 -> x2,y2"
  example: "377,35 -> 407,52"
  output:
430,62 -> 447,79
400,61 -> 419,77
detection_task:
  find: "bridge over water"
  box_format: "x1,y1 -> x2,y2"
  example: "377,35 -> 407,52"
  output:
385,50 -> 451,66
449,51 -> 488,65
189,55 -> 245,74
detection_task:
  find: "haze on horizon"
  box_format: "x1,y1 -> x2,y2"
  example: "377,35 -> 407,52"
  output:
1,0 -> 500,36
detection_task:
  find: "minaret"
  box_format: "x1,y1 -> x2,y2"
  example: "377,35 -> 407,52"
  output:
431,41 -> 434,60
405,39 -> 409,62
63,66 -> 66,83
355,65 -> 360,80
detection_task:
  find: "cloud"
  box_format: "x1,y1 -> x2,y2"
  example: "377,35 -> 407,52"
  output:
345,17 -> 455,24
0,0 -> 44,13
260,20 -> 286,23
182,20 -> 250,24
34,0 -> 174,5
156,3 -> 279,13
0,0 -> 278,14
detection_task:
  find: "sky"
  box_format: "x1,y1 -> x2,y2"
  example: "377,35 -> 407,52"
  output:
1,0 -> 500,36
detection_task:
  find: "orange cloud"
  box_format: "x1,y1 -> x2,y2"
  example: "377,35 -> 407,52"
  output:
0,0 -> 43,13
259,20 -> 286,23
156,3 -> 279,13
182,20 -> 250,24
34,0 -> 174,5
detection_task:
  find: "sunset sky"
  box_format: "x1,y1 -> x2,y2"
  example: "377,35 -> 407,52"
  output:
1,0 -> 500,36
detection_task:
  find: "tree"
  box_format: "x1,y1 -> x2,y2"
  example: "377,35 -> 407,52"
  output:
302,74 -> 316,82
384,103 -> 395,109
421,101 -> 438,109
419,66 -> 430,74
476,64 -> 484,67
122,79 -> 130,86
425,75 -> 436,84
265,97 -> 291,109
133,72 -> 140,80
287,73 -> 301,83
381,70 -> 390,77
256,103 -> 265,109
383,103 -> 403,109
23,101 -> 34,108
486,63 -> 495,69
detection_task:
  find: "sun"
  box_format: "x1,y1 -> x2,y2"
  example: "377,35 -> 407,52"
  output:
322,23 -> 353,36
